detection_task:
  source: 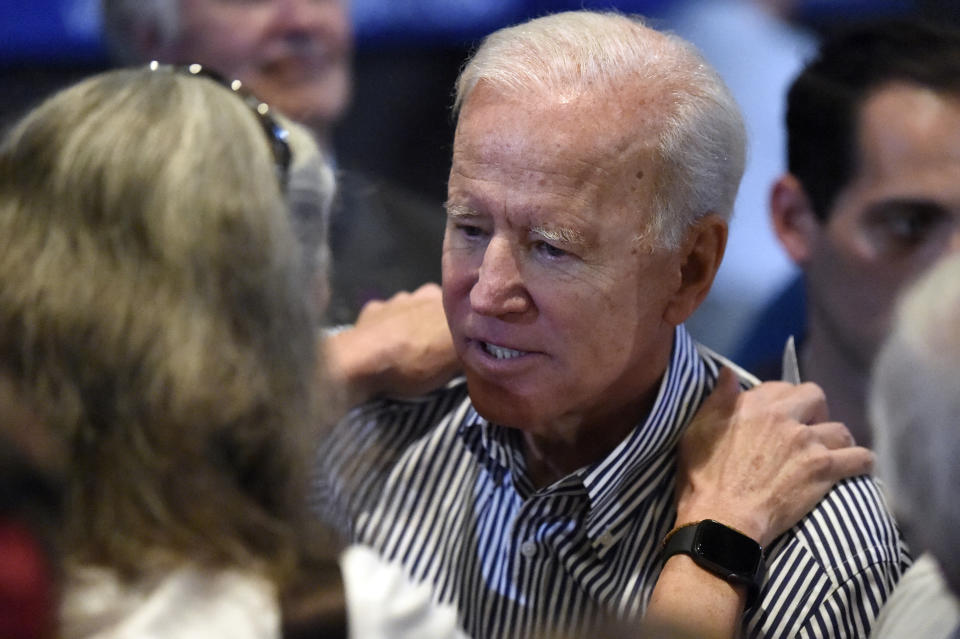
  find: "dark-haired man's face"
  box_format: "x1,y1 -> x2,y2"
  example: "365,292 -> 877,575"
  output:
803,83 -> 960,371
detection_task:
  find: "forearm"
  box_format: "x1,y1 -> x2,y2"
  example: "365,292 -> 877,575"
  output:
647,554 -> 746,639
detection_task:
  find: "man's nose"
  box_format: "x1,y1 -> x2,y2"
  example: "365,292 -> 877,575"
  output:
469,237 -> 532,317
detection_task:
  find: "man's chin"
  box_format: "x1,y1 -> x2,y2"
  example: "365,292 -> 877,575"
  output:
465,374 -> 537,430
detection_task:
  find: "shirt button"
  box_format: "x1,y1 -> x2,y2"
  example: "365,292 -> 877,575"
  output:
599,532 -> 614,546
520,541 -> 537,558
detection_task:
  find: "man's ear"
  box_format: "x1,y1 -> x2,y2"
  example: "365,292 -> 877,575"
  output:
663,213 -> 726,326
770,174 -> 821,265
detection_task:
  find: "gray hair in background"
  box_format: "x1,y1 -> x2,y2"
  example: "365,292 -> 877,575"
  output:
283,113 -> 336,310
453,10 -> 746,249
870,251 -> 960,595
100,0 -> 180,63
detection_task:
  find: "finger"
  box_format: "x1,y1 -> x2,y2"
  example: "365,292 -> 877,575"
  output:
808,421 -> 856,450
413,282 -> 442,297
357,298 -> 385,317
823,446 -> 874,481
793,382 -> 830,424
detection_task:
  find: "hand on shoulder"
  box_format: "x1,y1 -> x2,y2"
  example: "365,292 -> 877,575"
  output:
675,368 -> 873,547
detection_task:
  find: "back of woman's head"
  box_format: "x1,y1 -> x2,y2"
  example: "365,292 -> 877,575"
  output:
0,67 -> 331,584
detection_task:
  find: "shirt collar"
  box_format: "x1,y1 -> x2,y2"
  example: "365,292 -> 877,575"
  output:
458,405 -> 524,490
458,406 -> 585,499
581,326 -> 710,548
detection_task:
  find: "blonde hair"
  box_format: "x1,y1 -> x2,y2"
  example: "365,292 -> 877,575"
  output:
0,67 -> 335,585
455,11 -> 746,248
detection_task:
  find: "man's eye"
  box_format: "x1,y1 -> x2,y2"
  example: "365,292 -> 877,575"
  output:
880,208 -> 943,244
866,201 -> 951,251
457,224 -> 485,238
535,241 -> 568,259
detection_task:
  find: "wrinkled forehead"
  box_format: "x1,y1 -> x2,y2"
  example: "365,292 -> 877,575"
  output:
449,85 -> 664,246
454,82 -> 664,185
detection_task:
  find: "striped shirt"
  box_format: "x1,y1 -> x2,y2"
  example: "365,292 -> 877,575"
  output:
314,325 -> 909,639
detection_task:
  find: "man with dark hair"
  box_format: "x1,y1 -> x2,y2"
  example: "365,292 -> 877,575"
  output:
735,18 -> 960,446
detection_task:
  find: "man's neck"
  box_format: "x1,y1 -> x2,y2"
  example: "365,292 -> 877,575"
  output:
521,398 -> 656,490
517,332 -> 673,490
801,329 -> 872,447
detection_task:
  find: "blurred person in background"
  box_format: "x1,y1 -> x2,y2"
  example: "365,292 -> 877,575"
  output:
100,0 -> 460,406
869,251 -> 960,639
101,0 -> 444,325
668,0 -> 816,354
734,18 -> 960,446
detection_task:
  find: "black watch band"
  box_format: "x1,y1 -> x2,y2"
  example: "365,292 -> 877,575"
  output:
662,519 -> 764,608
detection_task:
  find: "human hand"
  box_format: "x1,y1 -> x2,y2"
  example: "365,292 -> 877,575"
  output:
674,368 -> 873,547
323,284 -> 459,406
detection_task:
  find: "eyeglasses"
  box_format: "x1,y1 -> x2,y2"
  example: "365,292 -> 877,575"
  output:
148,61 -> 292,190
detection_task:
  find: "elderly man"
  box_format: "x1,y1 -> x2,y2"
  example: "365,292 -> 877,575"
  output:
868,252 -> 960,639
101,0 -> 443,324
315,12 -> 906,638
734,19 -> 960,446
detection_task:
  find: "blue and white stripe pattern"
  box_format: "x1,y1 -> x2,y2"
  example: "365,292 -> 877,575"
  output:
314,325 -> 909,638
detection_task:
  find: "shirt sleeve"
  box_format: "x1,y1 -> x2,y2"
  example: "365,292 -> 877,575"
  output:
743,476 -> 911,638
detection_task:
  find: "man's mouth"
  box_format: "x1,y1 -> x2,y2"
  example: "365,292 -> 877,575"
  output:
480,342 -> 528,360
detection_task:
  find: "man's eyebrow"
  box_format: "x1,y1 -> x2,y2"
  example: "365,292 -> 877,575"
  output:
865,198 -> 949,216
530,223 -> 587,247
443,203 -> 481,219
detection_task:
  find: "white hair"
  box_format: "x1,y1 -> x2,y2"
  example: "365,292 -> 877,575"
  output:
454,11 -> 746,249
101,0 -> 180,63
870,252 -> 960,595
282,112 -> 336,309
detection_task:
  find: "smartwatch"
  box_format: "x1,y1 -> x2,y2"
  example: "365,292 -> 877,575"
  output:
661,519 -> 764,608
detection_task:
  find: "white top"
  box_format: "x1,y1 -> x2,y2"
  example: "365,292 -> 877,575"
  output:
61,546 -> 469,639
61,565 -> 280,639
870,553 -> 960,639
341,544 -> 469,639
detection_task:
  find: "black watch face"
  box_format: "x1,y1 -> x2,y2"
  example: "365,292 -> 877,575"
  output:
694,520 -> 761,575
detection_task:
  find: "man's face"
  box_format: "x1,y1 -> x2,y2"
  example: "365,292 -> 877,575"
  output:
442,85 -> 685,436
805,84 -> 960,370
172,0 -> 352,134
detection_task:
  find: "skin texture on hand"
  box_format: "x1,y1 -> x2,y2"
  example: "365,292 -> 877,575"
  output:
675,367 -> 873,547
646,368 -> 874,638
323,284 -> 459,407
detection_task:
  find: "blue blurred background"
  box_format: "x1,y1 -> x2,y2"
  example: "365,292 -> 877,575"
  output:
0,0 -> 934,62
